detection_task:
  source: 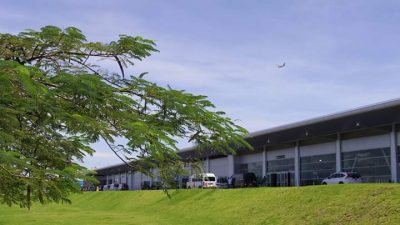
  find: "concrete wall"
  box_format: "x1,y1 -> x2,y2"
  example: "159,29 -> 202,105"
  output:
209,157 -> 229,177
152,169 -> 160,178
267,147 -> 295,160
235,152 -> 263,164
113,174 -> 119,183
142,173 -> 151,182
127,172 -> 133,190
120,173 -> 127,184
132,172 -> 141,190
300,142 -> 336,157
342,134 -> 390,152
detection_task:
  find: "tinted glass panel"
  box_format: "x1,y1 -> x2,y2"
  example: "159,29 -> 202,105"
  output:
205,177 -> 215,181
234,161 -> 262,178
348,173 -> 361,178
217,177 -> 227,183
234,163 -> 249,174
342,148 -> 391,183
300,153 -> 336,186
398,147 -> 400,182
267,158 -> 294,172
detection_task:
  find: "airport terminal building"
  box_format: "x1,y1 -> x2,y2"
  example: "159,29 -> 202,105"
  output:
95,99 -> 400,189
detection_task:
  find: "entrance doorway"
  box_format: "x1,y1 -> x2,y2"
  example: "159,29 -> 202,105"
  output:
267,171 -> 294,187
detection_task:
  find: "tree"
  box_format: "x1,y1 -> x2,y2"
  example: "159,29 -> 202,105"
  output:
0,26 -> 251,208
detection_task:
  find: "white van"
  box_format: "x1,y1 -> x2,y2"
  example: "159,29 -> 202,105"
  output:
186,173 -> 217,189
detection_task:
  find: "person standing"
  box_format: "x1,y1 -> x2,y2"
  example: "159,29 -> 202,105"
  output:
227,175 -> 233,188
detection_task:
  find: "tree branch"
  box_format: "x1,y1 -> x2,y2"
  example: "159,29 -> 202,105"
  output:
0,164 -> 37,180
100,134 -> 133,169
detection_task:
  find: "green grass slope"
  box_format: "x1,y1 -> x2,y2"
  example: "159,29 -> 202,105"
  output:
1,184 -> 400,225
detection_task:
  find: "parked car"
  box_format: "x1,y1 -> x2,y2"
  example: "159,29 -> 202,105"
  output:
102,184 -> 110,191
216,177 -> 228,189
243,172 -> 258,187
151,181 -> 163,190
232,172 -> 258,188
321,172 -> 362,185
108,183 -> 120,191
102,183 -> 129,191
142,181 -> 151,190
186,173 -> 217,189
81,185 -> 96,191
117,183 -> 129,191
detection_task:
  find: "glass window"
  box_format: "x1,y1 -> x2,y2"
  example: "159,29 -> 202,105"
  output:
217,177 -> 227,183
348,172 -> 361,178
205,176 -> 215,181
248,162 -> 263,178
397,146 -> 400,182
234,162 -> 262,178
234,163 -> 248,174
342,148 -> 391,183
300,153 -> 336,186
267,158 -> 295,172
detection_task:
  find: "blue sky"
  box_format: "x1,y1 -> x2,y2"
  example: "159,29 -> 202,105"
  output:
2,0 -> 400,169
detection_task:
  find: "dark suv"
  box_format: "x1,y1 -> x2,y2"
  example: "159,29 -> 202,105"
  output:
243,172 -> 258,187
233,172 -> 258,188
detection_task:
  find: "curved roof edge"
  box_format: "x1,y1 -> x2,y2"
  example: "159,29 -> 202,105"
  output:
249,97 -> 400,137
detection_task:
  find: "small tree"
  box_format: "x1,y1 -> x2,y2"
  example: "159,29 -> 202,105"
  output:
0,26 -> 251,208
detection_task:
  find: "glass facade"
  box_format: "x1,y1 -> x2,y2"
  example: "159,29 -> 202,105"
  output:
267,158 -> 294,172
267,158 -> 295,187
342,148 -> 391,183
234,161 -> 263,178
397,147 -> 400,182
300,154 -> 336,186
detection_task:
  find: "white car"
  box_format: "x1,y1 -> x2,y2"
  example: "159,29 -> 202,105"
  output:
108,183 -> 119,191
186,173 -> 217,189
102,184 -> 110,191
321,172 -> 362,185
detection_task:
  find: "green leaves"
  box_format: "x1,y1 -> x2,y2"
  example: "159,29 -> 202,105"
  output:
0,26 -> 251,208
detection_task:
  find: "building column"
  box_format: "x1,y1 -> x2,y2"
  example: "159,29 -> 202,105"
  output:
140,172 -> 143,189
133,172 -> 136,190
189,163 -> 193,176
262,146 -> 267,178
129,171 -> 133,190
106,175 -> 109,185
205,157 -> 210,173
178,175 -> 182,189
294,142 -> 300,187
227,155 -> 235,176
149,169 -> 153,187
390,124 -> 398,183
336,133 -> 342,172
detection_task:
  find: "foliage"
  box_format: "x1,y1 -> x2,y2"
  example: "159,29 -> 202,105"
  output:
0,26 -> 251,208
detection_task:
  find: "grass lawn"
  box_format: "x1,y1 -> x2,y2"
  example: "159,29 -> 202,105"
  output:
1,184 -> 400,225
